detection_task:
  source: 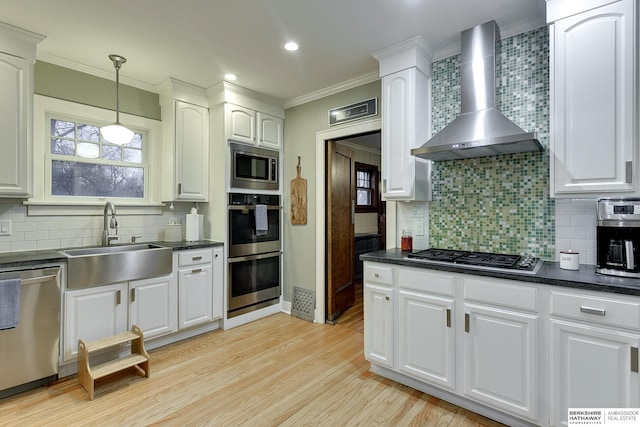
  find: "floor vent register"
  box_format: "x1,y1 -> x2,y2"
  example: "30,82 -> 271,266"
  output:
291,286 -> 315,322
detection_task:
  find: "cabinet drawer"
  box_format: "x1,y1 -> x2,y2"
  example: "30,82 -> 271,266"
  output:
464,277 -> 537,311
178,249 -> 212,267
551,291 -> 640,330
365,264 -> 392,286
398,268 -> 454,296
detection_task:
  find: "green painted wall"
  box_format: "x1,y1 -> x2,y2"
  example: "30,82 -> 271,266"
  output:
34,61 -> 160,120
283,81 -> 381,301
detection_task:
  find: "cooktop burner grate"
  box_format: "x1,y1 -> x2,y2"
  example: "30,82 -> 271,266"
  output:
407,248 -> 542,274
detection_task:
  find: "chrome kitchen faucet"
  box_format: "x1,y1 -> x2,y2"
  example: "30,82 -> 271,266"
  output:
102,201 -> 119,246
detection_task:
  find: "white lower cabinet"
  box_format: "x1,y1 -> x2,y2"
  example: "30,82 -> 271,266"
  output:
129,274 -> 178,340
463,303 -> 538,421
550,290 -> 640,426
364,262 -> 541,425
398,268 -> 455,390
177,248 -> 214,329
63,246 -> 225,365
364,265 -> 394,368
63,283 -> 128,362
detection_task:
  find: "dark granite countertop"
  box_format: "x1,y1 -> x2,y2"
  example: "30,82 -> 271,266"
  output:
361,249 -> 640,297
0,240 -> 224,270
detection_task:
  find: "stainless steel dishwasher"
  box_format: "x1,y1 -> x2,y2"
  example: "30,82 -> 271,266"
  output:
0,266 -> 61,398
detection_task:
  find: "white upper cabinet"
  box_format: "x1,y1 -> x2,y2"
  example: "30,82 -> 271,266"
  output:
226,104 -> 255,145
548,0 -> 637,196
225,103 -> 283,150
159,78 -> 209,202
374,37 -> 432,201
257,112 -> 283,150
0,23 -> 44,198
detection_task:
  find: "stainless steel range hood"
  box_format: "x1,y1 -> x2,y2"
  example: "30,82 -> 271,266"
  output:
411,21 -> 543,161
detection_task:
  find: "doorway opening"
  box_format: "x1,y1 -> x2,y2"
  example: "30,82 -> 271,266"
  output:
314,117 -> 381,324
325,129 -> 383,324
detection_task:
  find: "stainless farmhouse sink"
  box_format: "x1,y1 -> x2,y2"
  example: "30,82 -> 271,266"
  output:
62,243 -> 172,289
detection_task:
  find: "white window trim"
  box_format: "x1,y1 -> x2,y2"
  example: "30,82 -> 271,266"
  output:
28,95 -> 163,216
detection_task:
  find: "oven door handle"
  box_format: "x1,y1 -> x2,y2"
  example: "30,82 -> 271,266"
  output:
228,252 -> 282,263
228,206 -> 281,210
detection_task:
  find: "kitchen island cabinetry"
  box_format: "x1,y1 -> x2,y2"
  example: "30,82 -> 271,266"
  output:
462,276 -> 539,422
0,23 -> 44,197
374,37 -> 432,201
225,103 -> 283,150
159,78 -> 209,202
549,290 -> 640,426
364,261 -> 542,426
398,268 -> 455,390
548,0 -> 637,196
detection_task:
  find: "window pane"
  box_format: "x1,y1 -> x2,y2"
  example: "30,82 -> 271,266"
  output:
124,148 -> 142,163
128,133 -> 143,149
51,138 -> 75,156
77,124 -> 101,142
357,189 -> 371,206
102,145 -> 122,161
51,160 -> 144,198
51,119 -> 75,139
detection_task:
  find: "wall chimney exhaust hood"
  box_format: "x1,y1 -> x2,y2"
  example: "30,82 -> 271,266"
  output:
411,21 -> 543,161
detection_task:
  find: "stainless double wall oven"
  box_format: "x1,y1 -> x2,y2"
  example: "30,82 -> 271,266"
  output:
227,193 -> 281,317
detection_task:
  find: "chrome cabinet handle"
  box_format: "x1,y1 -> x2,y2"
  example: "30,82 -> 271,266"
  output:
193,256 -> 202,261
632,347 -> 639,373
374,273 -> 380,278
580,306 -> 606,316
385,296 -> 389,301
116,290 -> 121,305
446,309 -> 451,328
130,288 -> 136,302
192,269 -> 202,274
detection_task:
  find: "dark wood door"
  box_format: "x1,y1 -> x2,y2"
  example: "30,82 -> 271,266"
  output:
326,141 -> 355,322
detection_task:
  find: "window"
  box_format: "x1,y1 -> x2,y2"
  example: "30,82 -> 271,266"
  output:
355,162 -> 379,213
47,115 -> 147,200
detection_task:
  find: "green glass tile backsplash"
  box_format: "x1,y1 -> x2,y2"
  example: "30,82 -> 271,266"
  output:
429,27 -> 555,259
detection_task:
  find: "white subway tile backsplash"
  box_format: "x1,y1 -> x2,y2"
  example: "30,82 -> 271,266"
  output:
10,241 -> 37,252
555,199 -> 598,264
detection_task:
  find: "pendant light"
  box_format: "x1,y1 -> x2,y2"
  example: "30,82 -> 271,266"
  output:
100,54 -> 134,145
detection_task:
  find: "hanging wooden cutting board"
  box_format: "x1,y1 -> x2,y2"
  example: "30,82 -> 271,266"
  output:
291,157 -> 307,225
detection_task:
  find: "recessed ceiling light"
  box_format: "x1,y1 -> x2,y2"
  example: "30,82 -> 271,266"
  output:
284,41 -> 299,51
225,73 -> 237,81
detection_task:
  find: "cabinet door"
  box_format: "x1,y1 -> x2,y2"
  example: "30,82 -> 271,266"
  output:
63,284 -> 127,361
179,264 -> 213,329
463,303 -> 539,422
226,104 -> 256,144
398,289 -> 455,390
129,274 -> 178,340
175,100 -> 209,201
257,112 -> 283,150
551,0 -> 636,195
212,247 -> 224,320
364,282 -> 394,368
550,319 -> 640,426
0,53 -> 31,197
381,68 -> 431,201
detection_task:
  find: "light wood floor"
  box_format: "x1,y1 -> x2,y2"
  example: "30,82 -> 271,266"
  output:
0,296 -> 505,426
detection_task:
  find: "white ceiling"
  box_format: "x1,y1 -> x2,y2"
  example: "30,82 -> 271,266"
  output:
0,0 -> 546,107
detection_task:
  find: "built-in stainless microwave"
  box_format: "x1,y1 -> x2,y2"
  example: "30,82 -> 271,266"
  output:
230,142 -> 279,191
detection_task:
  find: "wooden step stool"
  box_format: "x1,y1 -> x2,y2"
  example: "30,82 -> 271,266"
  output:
78,325 -> 150,400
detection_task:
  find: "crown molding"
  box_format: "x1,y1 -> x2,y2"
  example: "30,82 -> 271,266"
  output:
284,71 -> 379,109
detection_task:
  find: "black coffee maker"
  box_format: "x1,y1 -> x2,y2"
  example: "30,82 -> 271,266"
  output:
596,198 -> 640,278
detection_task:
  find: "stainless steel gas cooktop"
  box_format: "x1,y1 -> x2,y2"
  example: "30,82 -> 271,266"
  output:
406,248 -> 542,275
